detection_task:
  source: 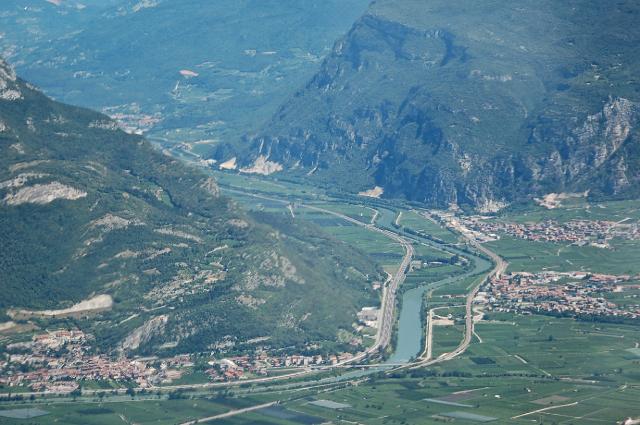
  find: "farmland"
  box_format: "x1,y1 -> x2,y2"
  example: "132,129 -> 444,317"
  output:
1,171 -> 639,424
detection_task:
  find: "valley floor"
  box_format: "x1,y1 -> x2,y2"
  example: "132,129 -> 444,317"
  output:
1,170 -> 639,424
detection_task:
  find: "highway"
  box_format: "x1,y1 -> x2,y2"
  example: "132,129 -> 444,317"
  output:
252,199 -> 414,361
1,185 -> 502,408
207,188 -> 499,372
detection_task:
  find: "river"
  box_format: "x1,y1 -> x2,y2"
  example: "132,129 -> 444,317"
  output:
370,207 -> 492,363
164,153 -> 492,367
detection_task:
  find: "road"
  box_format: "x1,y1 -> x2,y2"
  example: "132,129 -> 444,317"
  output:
418,305 -> 464,362
179,401 -> 278,425
201,190 -> 494,373
394,211 -> 403,227
213,188 -> 413,365
408,212 -> 508,369
422,309 -> 434,361
285,203 -> 414,358
1,186 -> 495,406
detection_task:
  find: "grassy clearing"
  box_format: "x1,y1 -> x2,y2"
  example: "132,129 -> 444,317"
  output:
431,274 -> 485,298
412,242 -> 454,261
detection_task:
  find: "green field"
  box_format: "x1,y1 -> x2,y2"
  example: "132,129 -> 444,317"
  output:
486,235 -> 640,274
502,199 -> 640,224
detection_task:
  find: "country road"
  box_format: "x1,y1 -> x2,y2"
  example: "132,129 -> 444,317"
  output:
179,401 -> 278,425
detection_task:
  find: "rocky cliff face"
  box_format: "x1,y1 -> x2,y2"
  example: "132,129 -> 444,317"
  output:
233,0 -> 640,209
533,98 -> 639,198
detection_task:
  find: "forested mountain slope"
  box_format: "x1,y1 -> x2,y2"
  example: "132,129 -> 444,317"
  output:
0,59 -> 379,356
236,0 -> 640,210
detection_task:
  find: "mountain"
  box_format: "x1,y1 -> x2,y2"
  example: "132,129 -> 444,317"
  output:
0,59 -> 379,356
235,0 -> 640,211
0,0 -> 369,153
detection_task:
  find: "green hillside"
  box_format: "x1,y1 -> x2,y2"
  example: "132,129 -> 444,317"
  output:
0,59 -> 380,356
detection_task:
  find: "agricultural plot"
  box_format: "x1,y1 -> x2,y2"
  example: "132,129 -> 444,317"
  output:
431,273 -> 485,298
255,405 -> 325,424
485,235 -> 640,274
239,311 -> 640,424
501,199 -> 640,224
404,264 -> 467,292
447,313 -> 640,382
412,242 -> 455,261
431,322 -> 465,359
0,408 -> 48,419
213,170 -> 326,200
0,398 -> 243,425
268,377 -> 570,424
308,399 -> 351,409
299,221 -> 405,271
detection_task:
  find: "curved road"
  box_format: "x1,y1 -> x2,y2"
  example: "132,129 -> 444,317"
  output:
239,197 -> 415,360
407,213 -> 507,369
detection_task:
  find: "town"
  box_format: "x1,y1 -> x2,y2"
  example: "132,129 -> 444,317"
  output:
460,216 -> 640,247
0,330 -> 360,394
479,271 -> 640,321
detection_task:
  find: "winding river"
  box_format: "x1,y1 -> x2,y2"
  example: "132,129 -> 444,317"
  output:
372,207 -> 492,363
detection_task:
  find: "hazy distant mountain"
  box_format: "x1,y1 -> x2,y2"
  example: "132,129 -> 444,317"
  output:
236,0 -> 640,211
0,0 -> 369,153
0,59 -> 378,356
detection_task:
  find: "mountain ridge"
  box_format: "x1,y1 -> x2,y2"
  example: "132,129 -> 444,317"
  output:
232,0 -> 640,210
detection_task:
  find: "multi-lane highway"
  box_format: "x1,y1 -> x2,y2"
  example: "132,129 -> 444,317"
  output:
287,203 -> 414,361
